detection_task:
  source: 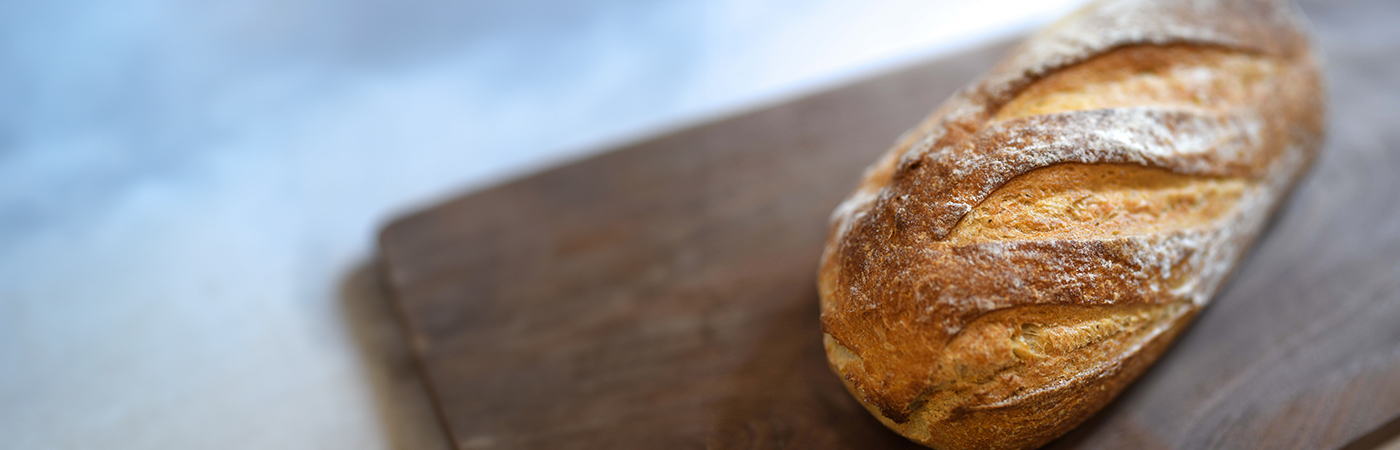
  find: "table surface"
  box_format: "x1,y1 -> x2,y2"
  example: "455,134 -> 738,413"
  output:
0,0 -> 1096,448
378,0 -> 1400,448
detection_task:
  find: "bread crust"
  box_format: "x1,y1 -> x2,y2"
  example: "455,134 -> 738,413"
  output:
817,0 -> 1324,448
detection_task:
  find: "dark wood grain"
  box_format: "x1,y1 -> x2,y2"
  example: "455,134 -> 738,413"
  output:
377,0 -> 1400,448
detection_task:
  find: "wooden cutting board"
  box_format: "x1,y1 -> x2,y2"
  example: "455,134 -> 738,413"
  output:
377,1 -> 1400,448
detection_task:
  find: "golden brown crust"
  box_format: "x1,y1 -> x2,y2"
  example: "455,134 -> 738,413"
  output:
817,0 -> 1325,448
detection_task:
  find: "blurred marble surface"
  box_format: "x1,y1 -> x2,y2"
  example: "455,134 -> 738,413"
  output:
0,0 -> 1087,448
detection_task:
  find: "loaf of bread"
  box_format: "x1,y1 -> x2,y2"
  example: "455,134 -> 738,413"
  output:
817,0 -> 1324,448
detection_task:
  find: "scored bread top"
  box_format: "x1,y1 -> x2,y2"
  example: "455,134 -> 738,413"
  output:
818,0 -> 1324,448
